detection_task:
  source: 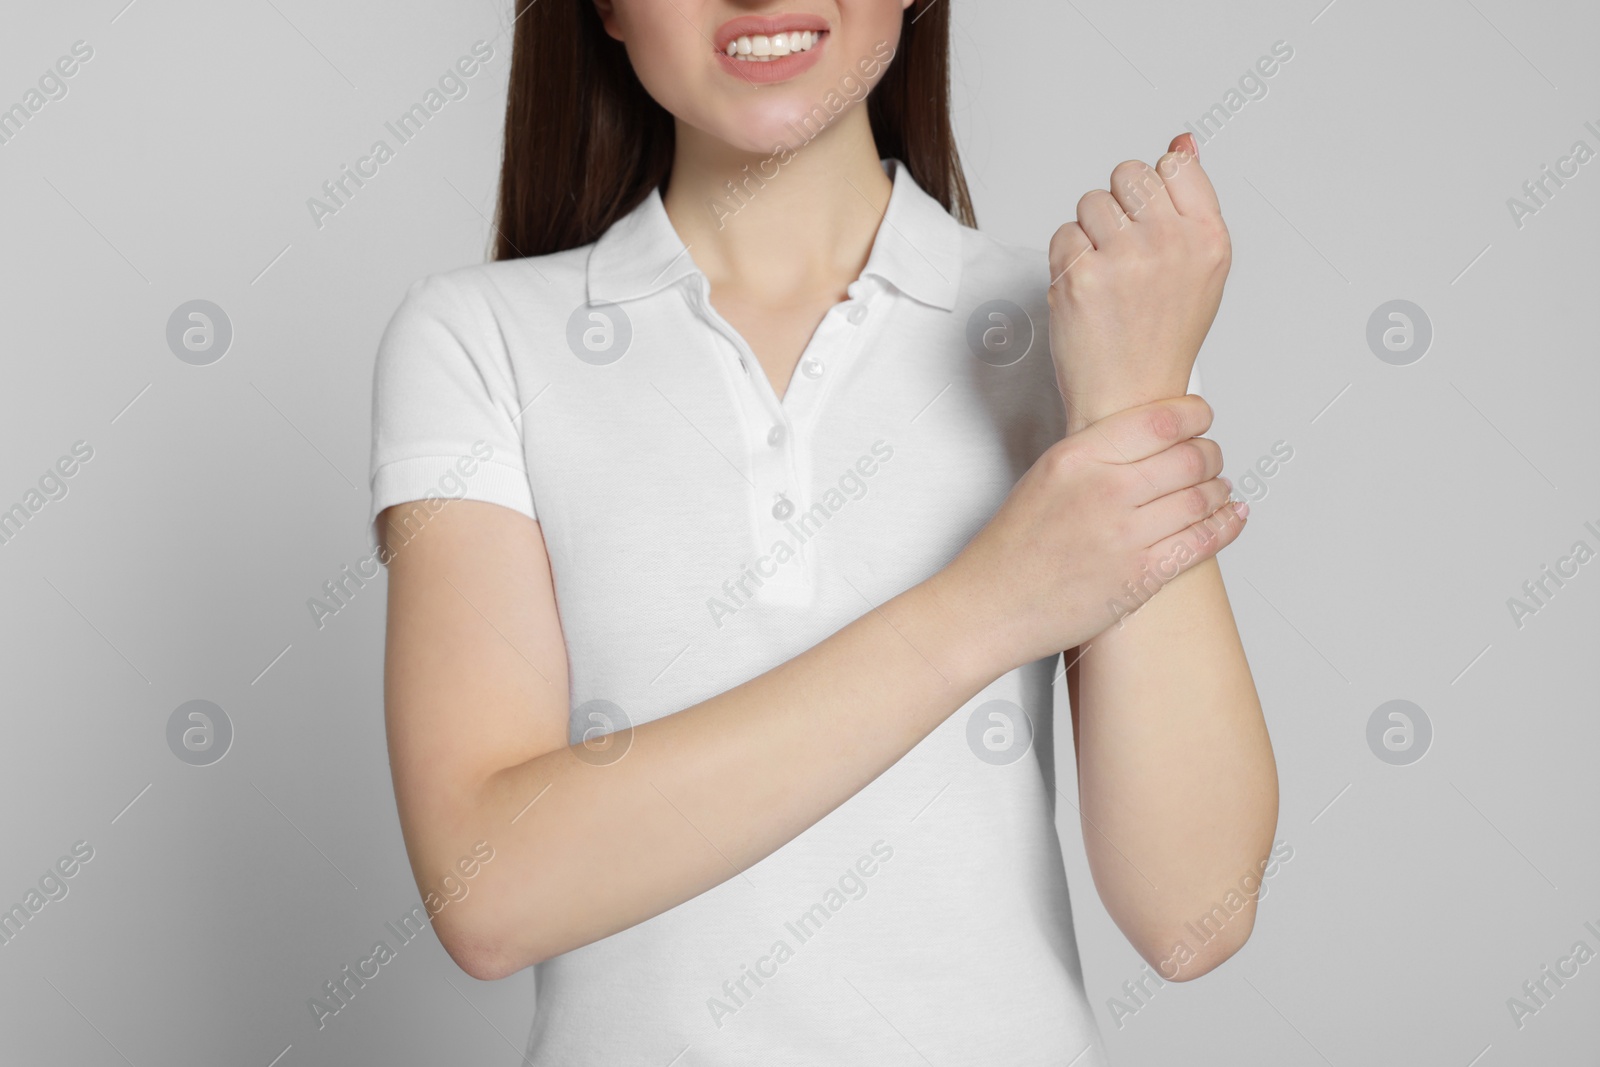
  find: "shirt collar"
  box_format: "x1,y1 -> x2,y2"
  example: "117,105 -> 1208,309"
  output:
586,157 -> 963,311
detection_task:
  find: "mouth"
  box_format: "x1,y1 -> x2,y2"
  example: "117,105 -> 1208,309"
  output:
714,15 -> 830,64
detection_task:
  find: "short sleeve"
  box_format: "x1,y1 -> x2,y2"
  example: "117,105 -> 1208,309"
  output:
367,274 -> 536,548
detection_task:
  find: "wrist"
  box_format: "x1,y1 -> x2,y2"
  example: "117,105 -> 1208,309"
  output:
1061,371 -> 1195,433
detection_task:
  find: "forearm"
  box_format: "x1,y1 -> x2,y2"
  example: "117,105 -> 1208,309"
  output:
1044,128 -> 1266,975
1071,545 -> 1277,978
429,569 -> 1001,978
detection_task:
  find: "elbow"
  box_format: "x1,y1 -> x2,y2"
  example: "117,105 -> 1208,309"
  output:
435,912 -> 542,982
1128,907 -> 1258,983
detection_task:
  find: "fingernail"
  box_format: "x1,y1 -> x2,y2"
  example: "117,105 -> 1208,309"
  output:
1185,132 -> 1200,158
1234,500 -> 1249,519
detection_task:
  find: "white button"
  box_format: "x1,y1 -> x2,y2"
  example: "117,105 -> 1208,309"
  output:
767,425 -> 785,447
801,359 -> 824,379
772,494 -> 795,520
846,304 -> 868,325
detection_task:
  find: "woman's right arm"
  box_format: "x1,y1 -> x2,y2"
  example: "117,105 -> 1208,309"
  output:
382,393 -> 1238,980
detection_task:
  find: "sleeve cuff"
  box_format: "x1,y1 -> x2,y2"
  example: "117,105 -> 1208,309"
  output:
368,456 -> 536,546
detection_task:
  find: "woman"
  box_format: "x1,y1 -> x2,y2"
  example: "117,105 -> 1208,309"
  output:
368,1 -> 1278,1062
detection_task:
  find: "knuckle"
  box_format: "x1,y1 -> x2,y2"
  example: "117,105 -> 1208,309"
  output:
1182,441 -> 1207,479
1058,257 -> 1102,294
1110,159 -> 1152,192
1146,405 -> 1182,442
1042,439 -> 1084,480
1076,189 -> 1111,215
1195,219 -> 1232,264
1047,223 -> 1081,265
1184,486 -> 1209,518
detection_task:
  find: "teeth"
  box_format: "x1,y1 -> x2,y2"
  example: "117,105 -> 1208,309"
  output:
723,30 -> 821,61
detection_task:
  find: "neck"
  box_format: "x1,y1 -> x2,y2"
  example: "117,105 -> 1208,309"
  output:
661,110 -> 893,297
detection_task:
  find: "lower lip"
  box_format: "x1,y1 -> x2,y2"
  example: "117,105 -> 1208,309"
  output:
715,35 -> 826,84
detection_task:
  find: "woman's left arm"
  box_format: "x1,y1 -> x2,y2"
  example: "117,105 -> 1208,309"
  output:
1049,133 -> 1279,979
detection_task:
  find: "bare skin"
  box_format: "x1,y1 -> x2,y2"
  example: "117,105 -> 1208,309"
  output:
381,0 -> 1277,985
1050,135 -> 1276,971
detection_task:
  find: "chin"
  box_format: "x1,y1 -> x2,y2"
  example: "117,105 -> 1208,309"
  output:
703,97 -> 835,155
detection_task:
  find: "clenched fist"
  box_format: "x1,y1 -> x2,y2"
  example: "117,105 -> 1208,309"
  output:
1048,133 -> 1231,434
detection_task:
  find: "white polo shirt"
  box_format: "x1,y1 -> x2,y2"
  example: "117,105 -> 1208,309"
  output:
370,158 -> 1200,1065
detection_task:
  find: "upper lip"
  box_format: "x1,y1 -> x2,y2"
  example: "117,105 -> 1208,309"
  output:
713,14 -> 829,51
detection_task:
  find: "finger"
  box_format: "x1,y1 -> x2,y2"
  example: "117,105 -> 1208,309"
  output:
1077,395 -> 1214,465
1156,133 -> 1222,218
1110,159 -> 1175,222
1120,437 -> 1223,504
1140,497 -> 1247,583
1076,188 -> 1128,248
1134,476 -> 1233,545
1047,221 -> 1094,286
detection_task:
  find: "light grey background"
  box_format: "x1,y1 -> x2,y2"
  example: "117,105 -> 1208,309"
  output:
2,1 -> 1596,1064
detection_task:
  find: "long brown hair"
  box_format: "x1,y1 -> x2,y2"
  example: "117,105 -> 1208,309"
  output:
492,0 -> 974,261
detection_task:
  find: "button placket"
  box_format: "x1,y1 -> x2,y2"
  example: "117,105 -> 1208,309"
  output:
685,285 -> 804,604
689,275 -> 885,607
773,283 -> 886,592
